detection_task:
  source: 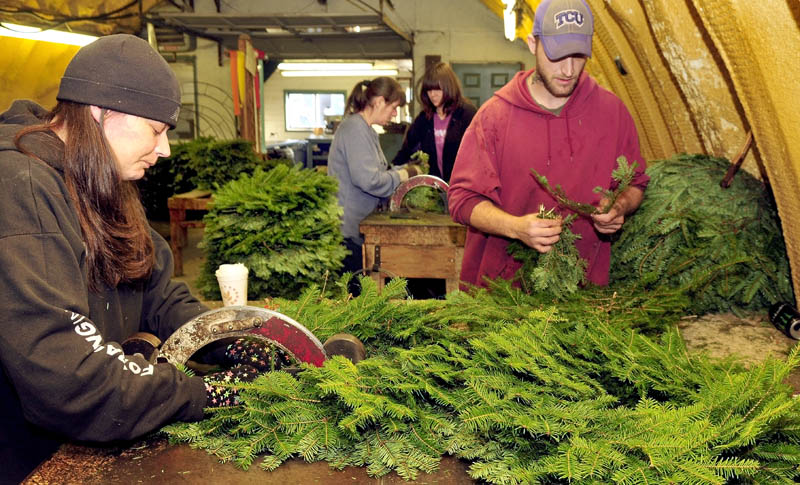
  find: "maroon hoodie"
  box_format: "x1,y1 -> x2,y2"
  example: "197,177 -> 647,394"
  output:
448,69 -> 649,288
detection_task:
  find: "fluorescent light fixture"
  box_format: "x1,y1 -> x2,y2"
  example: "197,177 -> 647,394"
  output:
502,0 -> 516,42
0,22 -> 98,46
280,69 -> 399,77
277,62 -> 373,71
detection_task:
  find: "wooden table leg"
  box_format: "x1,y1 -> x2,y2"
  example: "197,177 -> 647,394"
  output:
168,207 -> 187,276
445,278 -> 459,294
362,243 -> 385,292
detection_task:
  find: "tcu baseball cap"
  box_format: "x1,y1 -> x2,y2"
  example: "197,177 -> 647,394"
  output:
533,0 -> 594,59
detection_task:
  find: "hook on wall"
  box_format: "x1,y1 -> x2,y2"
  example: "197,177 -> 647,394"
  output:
614,56 -> 628,76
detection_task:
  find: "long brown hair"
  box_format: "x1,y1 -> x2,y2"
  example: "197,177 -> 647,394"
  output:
419,62 -> 469,118
14,101 -> 155,292
345,76 -> 406,114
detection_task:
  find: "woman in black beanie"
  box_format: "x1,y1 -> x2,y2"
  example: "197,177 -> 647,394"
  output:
0,34 -> 245,483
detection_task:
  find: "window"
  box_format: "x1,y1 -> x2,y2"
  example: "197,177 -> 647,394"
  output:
284,90 -> 346,132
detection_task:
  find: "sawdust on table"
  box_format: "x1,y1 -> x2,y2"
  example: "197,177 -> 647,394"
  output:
678,310 -> 800,391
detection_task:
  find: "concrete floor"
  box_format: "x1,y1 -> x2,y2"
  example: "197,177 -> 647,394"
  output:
168,225 -> 207,300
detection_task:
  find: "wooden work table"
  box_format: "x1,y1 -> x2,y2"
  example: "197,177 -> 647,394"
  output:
167,189 -> 213,277
359,211 -> 466,294
25,435 -> 474,484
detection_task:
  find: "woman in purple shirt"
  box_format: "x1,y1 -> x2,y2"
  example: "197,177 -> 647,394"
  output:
392,62 -> 477,183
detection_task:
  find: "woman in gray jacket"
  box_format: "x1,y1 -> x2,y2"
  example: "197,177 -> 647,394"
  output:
327,77 -> 423,276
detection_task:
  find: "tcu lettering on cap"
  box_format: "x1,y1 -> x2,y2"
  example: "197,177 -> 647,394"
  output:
554,10 -> 585,28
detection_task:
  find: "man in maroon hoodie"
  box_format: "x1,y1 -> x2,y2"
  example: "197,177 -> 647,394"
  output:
448,0 -> 649,289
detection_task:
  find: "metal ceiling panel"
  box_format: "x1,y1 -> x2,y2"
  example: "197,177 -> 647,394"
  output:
149,12 -> 412,60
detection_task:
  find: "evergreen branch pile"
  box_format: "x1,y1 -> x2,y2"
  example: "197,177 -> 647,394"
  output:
185,137 -> 286,190
398,150 -> 442,212
610,153 -> 794,314
163,278 -> 800,483
137,137 -> 289,219
507,206 -> 585,300
197,165 -> 346,299
400,186 -> 447,213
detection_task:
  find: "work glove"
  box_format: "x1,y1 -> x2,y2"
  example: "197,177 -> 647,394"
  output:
202,338 -> 294,408
409,150 -> 430,174
203,363 -> 259,408
404,163 -> 423,178
223,337 -> 294,372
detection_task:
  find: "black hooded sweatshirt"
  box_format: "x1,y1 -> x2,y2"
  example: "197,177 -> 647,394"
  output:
0,100 -> 208,484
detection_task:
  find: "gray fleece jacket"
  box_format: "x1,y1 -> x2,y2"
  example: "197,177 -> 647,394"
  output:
0,100 -> 208,483
327,113 -> 403,244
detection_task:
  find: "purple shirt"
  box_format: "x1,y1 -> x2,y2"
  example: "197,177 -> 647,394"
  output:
433,112 -> 452,175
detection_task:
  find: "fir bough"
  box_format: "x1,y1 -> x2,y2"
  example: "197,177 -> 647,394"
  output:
610,153 -> 795,314
531,155 -> 637,216
163,278 -> 800,484
137,137 -> 288,219
185,137 -> 284,190
197,165 -> 347,299
400,186 -> 447,213
507,206 -> 586,300
507,157 -> 635,299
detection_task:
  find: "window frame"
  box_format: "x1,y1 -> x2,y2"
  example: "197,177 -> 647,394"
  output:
283,89 -> 347,132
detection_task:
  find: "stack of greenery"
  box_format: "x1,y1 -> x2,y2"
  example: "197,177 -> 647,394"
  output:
509,153 -> 794,314
401,186 -> 447,213
186,137 -> 286,190
610,153 -> 794,314
164,277 -> 800,483
397,150 -> 448,213
137,137 -> 286,220
197,165 -> 347,300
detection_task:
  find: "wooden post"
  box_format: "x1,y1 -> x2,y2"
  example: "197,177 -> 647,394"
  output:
237,35 -> 257,147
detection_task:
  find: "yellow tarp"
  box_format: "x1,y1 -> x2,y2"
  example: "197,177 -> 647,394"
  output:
0,0 -> 161,111
0,38 -> 78,111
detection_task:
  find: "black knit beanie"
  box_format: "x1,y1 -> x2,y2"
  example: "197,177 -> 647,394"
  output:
57,34 -> 181,127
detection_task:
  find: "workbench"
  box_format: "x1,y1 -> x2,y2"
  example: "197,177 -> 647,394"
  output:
23,313 -> 798,484
359,211 -> 466,294
26,436 -> 474,484
167,189 -> 212,277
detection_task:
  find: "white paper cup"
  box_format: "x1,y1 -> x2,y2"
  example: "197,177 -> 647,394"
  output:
215,263 -> 249,306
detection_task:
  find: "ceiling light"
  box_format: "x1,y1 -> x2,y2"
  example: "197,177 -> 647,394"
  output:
0,22 -> 97,46
280,69 -> 399,77
277,62 -> 374,71
501,0 -> 517,42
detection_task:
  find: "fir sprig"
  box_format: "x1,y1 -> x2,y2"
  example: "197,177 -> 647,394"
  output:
508,157 -> 636,299
531,155 -> 637,216
507,205 -> 586,300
